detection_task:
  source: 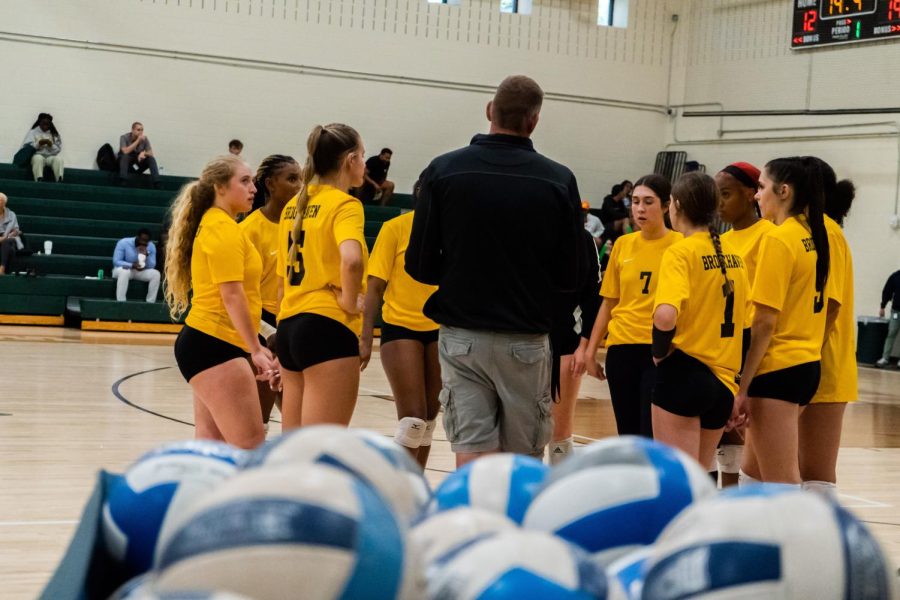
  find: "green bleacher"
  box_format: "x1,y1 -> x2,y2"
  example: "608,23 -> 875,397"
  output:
0,162 -> 404,331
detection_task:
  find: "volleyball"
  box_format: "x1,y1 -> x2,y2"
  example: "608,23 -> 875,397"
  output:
410,506 -> 517,568
427,530 -> 609,599
244,425 -> 430,522
642,484 -> 898,599
155,463 -> 421,600
523,436 -> 714,565
423,453 -> 548,523
101,440 -> 244,575
605,547 -> 652,600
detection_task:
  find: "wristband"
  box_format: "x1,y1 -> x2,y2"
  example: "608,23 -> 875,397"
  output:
652,325 -> 675,359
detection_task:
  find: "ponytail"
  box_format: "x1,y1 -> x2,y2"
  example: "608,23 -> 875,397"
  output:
708,223 -> 735,297
765,157 -> 830,292
163,155 -> 245,318
288,123 -> 361,268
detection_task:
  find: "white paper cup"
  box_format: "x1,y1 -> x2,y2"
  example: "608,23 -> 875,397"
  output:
43,240 -> 53,255
138,253 -> 147,268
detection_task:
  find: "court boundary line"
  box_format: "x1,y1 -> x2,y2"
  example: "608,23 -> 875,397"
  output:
111,366 -> 194,427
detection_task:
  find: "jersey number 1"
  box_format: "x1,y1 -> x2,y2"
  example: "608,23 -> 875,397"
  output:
720,280 -> 735,338
288,230 -> 306,287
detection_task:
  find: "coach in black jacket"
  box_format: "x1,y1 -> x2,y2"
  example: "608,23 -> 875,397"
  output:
406,75 -> 584,467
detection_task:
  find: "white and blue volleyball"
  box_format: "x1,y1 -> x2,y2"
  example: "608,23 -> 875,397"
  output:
604,547 -> 652,600
101,440 -> 244,575
244,425 -> 430,522
642,484 -> 898,599
155,463 -> 420,600
411,507 -> 517,568
523,436 -> 714,565
428,530 -> 608,599
424,454 -> 548,523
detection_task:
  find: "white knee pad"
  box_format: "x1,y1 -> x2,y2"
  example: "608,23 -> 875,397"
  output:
420,419 -> 437,447
738,469 -> 760,487
802,480 -> 837,498
395,417 -> 426,449
716,444 -> 743,475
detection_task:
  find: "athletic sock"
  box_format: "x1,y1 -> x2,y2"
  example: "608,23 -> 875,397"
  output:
548,437 -> 574,465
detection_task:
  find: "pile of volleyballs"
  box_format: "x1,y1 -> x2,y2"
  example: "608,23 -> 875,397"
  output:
100,431 -> 898,599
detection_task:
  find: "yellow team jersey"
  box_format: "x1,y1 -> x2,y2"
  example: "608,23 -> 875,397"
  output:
368,212 -> 438,331
185,207 -> 263,351
600,230 -> 683,346
654,233 -> 750,394
239,209 -> 280,315
721,218 -> 775,291
277,184 -> 369,335
752,215 -> 827,375
723,219 -> 776,326
813,216 -> 857,403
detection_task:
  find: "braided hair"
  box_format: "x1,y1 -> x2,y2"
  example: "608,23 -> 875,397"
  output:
672,172 -> 734,298
252,154 -> 298,210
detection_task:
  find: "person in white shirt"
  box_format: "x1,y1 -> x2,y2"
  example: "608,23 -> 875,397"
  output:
112,229 -> 160,302
582,200 -> 604,247
0,194 -> 23,275
23,113 -> 63,182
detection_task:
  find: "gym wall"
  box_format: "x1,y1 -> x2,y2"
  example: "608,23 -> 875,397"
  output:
670,0 -> 900,318
0,0 -> 684,203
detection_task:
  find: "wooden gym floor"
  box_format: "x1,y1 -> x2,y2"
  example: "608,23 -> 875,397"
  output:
0,325 -> 898,597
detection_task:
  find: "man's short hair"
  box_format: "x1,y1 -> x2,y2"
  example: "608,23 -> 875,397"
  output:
132,122 -> 143,129
380,148 -> 392,156
136,228 -> 152,239
491,75 -> 544,133
229,139 -> 244,150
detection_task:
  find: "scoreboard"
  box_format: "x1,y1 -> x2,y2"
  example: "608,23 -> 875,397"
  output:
792,0 -> 900,49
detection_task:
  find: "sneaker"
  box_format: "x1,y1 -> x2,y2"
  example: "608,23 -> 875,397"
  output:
875,358 -> 891,368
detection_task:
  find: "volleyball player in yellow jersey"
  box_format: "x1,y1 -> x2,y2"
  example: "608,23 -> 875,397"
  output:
240,155 -> 302,428
799,158 -> 857,496
585,174 -> 681,437
651,172 -> 749,466
165,155 -> 275,449
360,192 -> 440,468
714,161 -> 773,485
735,157 -> 832,486
276,124 -> 368,429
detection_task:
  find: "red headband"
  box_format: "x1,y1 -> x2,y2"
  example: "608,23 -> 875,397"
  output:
721,162 -> 760,190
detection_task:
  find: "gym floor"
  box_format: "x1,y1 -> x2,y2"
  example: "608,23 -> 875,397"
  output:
0,325 -> 897,597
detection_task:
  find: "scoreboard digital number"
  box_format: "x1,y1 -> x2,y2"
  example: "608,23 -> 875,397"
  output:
792,0 -> 900,49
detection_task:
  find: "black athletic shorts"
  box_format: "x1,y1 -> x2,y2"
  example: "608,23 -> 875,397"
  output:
380,321 -> 439,345
174,325 -> 248,383
653,350 -> 734,430
748,361 -> 821,406
276,312 -> 359,372
258,309 -> 278,347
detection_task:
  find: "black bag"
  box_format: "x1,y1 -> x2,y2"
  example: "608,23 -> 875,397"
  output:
12,144 -> 36,168
96,143 -> 117,172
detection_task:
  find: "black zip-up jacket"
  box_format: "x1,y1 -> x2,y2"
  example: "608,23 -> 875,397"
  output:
406,133 -> 583,334
882,270 -> 900,310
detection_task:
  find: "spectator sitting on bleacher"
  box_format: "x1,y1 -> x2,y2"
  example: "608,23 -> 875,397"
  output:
23,113 -> 64,183
112,228 -> 160,302
119,122 -> 160,188
0,193 -> 23,275
228,139 -> 243,157
355,148 -> 395,206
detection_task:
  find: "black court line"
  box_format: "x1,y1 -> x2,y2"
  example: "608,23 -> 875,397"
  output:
0,412 -> 11,417
111,366 -> 194,427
